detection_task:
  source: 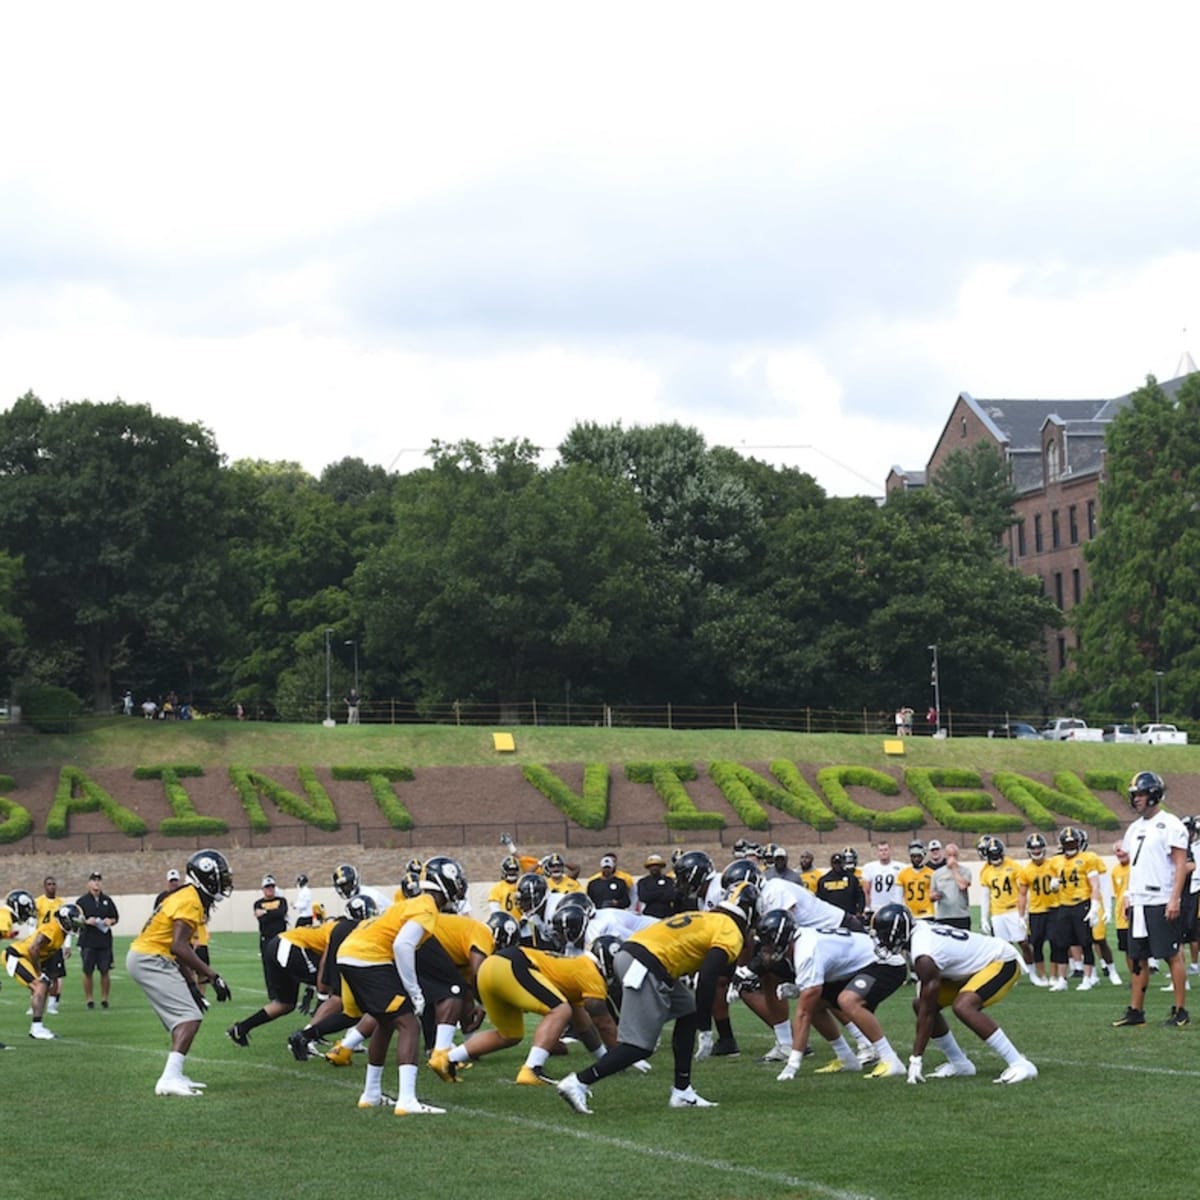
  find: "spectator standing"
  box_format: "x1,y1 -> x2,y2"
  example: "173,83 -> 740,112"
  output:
344,688 -> 361,725
141,697 -> 158,719
1113,771 -> 1190,1028
815,852 -> 866,919
76,871 -> 119,1009
155,868 -> 183,908
635,853 -> 677,918
861,841 -> 905,913
122,690 -> 134,716
930,842 -> 972,929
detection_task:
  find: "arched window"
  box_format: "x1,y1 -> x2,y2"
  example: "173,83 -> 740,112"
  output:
1046,438 -> 1060,482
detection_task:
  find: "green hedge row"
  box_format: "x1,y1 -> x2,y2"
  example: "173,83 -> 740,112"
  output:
521,764 -> 609,830
331,765 -> 416,830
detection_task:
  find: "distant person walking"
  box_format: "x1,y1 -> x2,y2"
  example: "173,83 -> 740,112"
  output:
345,689 -> 361,725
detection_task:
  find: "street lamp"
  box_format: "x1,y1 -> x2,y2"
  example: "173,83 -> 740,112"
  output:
1154,670 -> 1165,723
323,629 -> 335,727
345,639 -> 359,694
927,643 -> 942,736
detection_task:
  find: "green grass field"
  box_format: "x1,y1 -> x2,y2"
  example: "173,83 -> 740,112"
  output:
12,931 -> 1196,1200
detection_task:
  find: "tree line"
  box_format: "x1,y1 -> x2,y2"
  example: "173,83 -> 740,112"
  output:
2,380 -> 1189,723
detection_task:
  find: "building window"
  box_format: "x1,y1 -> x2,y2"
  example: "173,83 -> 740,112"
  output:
1072,568 -> 1081,604
1087,499 -> 1096,539
1046,438 -> 1059,483
1017,521 -> 1027,557
1054,571 -> 1064,608
1058,636 -> 1067,669
1069,505 -> 1079,544
960,417 -> 967,438
1034,513 -> 1044,552
1051,510 -> 1061,549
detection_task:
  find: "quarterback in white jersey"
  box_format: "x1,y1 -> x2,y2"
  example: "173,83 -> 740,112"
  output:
760,875 -> 854,930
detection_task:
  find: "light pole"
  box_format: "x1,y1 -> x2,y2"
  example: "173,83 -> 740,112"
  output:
1154,670 -> 1164,723
323,629 -> 335,726
928,643 -> 941,736
345,639 -> 359,694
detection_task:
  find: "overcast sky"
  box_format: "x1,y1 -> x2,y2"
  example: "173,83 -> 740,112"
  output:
3,3 -> 1198,496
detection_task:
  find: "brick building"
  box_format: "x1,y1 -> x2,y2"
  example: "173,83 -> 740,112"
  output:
891,371 -> 1194,681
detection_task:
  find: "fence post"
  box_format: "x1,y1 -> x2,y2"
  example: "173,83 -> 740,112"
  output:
453,700 -> 461,727
532,698 -> 538,726
667,702 -> 672,730
733,701 -> 739,731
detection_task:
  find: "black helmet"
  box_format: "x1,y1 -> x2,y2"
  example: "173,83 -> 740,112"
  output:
1128,770 -> 1166,809
674,851 -> 714,898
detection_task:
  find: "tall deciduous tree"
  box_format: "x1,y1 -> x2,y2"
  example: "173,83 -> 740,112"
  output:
1072,374 -> 1200,717
0,394 -> 229,713
932,440 -> 1020,544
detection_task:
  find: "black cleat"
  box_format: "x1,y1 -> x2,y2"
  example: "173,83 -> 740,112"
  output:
287,1029 -> 313,1061
226,1023 -> 250,1047
711,1037 -> 740,1057
1111,1007 -> 1145,1027
1164,1007 -> 1190,1028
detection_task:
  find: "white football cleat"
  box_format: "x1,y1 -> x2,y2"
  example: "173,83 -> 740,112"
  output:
995,1058 -> 1038,1084
179,1077 -> 207,1090
28,1026 -> 56,1040
1077,976 -> 1099,991
356,1092 -> 397,1109
929,1060 -> 976,1078
669,1086 -> 718,1108
556,1072 -> 594,1115
155,1077 -> 202,1097
393,1100 -> 446,1116
759,1043 -> 791,1063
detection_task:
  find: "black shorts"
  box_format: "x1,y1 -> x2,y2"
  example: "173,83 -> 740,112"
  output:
263,936 -> 320,1006
822,962 -> 906,1012
80,945 -> 114,975
1180,892 -> 1199,942
341,963 -> 416,1021
1028,911 -> 1052,954
42,949 -> 67,980
416,938 -> 469,1006
1128,905 -> 1184,963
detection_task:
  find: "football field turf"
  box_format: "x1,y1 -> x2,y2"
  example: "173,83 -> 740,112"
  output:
12,933 -> 1195,1200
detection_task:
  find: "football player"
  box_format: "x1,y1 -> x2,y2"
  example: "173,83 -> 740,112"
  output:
860,841 -> 905,914
1076,829 -> 1123,987
556,880 -> 757,1115
5,897 -> 84,1039
33,876 -> 68,1014
797,850 -> 821,893
125,849 -> 235,1095
896,841 -> 935,921
487,855 -> 523,915
758,910 -> 907,1081
441,904 -> 619,1085
544,852 -> 585,896
1047,826 -> 1103,989
870,903 -> 1037,1084
978,837 -> 1042,984
334,855 -> 468,1114
1017,833 -> 1060,987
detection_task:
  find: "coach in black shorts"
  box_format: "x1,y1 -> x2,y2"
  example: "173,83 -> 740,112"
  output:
76,871 -> 119,1009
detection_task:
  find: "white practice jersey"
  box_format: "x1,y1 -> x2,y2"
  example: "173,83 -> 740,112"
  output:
910,921 -> 1017,980
586,907 -> 656,943
860,859 -> 905,909
1121,811 -> 1189,905
791,926 -> 877,990
760,876 -> 849,929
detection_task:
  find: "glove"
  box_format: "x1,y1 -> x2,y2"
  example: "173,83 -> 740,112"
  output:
979,918 -> 992,936
725,982 -> 742,1006
185,978 -> 210,1013
907,1055 -> 925,1084
632,1058 -> 653,1073
777,1050 -> 804,1081
695,1030 -> 713,1061
1087,902 -> 1102,927
410,990 -> 426,1018
776,982 -> 801,1000
1047,877 -> 1061,892
212,974 -> 232,1002
298,986 -> 316,1015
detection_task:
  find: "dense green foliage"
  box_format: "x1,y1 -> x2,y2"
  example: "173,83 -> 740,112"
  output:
14,683 -> 83,733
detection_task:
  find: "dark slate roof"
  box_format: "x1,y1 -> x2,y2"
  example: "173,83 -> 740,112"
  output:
971,397 -> 1109,450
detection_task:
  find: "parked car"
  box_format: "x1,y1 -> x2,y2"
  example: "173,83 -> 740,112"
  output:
992,721 -> 1041,740
1040,717 -> 1104,742
1139,723 -> 1189,745
1102,724 -> 1140,743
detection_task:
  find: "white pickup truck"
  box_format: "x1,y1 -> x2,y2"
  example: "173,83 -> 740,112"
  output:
1040,717 -> 1104,742
1138,723 -> 1189,745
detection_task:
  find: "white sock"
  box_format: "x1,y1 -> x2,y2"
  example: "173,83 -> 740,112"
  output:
163,1051 -> 187,1080
526,1045 -> 550,1070
874,1036 -> 903,1067
434,1023 -> 456,1052
398,1063 -> 418,1105
342,1027 -> 366,1051
363,1063 -> 384,1098
829,1035 -> 857,1067
985,1027 -> 1020,1066
845,1021 -> 870,1050
772,1021 -> 792,1048
933,1032 -> 970,1067
448,1045 -> 470,1064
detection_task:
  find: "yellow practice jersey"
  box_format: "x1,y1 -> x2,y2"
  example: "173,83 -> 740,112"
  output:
519,947 -> 608,1005
627,910 -> 744,979
546,876 -> 585,894
1049,853 -> 1094,905
281,922 -> 336,955
897,865 -> 935,919
799,868 -> 821,893
131,886 -> 208,957
13,916 -> 67,966
35,895 -> 58,927
1019,860 -> 1062,914
0,907 -> 12,938
980,858 -> 1022,914
338,894 -> 438,965
1111,862 -> 1130,930
430,912 -> 494,969
487,880 -> 520,915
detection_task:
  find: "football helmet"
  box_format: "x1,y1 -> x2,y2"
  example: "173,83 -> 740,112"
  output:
332,863 -> 360,899
1058,826 -> 1081,854
840,846 -> 859,869
556,892 -> 596,921
346,893 -> 379,921
756,908 -> 797,955
187,849 -> 233,903
983,836 -> 1006,866
717,880 -> 761,924
1025,833 -> 1047,862
732,837 -> 760,857
421,856 -> 468,910
907,840 -> 926,865
1128,770 -> 1166,809
721,858 -> 761,889
544,852 -> 567,878
296,873 -> 309,887
870,903 -> 914,956
590,934 -> 622,980
674,850 -> 714,898
515,872 -> 549,917
500,854 -> 521,883
56,902 -> 85,933
405,857 -> 424,876
399,870 -> 422,899
551,902 -> 589,950
6,889 -> 35,923
486,910 -> 521,950
1079,829 -> 1090,851
760,842 -> 782,864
